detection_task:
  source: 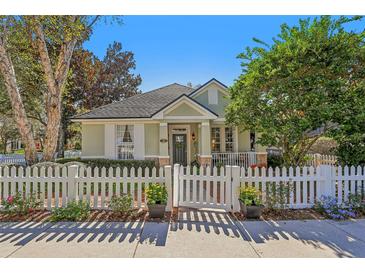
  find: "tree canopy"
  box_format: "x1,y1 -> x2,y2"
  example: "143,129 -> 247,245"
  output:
226,16 -> 365,165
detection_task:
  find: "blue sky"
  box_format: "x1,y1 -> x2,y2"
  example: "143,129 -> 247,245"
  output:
83,16 -> 364,92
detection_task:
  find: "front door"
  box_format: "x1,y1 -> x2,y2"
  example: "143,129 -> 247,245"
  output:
173,134 -> 187,165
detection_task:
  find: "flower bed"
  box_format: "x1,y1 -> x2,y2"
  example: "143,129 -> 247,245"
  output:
0,209 -> 173,223
232,208 -> 324,221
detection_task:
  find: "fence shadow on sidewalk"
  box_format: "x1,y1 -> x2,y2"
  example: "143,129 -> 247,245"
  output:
0,221 -> 146,247
235,219 -> 365,258
170,207 -> 243,239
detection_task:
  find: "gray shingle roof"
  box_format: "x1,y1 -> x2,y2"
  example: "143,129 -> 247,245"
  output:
73,83 -> 194,119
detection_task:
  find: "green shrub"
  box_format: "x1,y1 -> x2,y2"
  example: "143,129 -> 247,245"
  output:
1,192 -> 41,215
239,186 -> 262,206
50,201 -> 91,221
146,183 -> 168,205
266,182 -> 294,209
108,194 -> 133,213
55,158 -> 156,172
267,153 -> 284,168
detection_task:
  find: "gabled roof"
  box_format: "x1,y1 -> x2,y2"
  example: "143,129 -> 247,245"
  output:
189,78 -> 228,97
72,83 -> 194,120
72,78 -> 228,121
151,94 -> 218,119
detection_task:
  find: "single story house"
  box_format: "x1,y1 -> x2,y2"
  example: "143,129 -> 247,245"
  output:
72,78 -> 267,167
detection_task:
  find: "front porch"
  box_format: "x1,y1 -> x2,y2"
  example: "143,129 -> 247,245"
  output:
157,121 -> 267,167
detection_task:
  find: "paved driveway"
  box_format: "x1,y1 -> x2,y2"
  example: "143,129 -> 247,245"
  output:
1,209 -> 365,258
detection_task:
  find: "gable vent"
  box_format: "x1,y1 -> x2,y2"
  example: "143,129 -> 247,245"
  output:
208,89 -> 218,105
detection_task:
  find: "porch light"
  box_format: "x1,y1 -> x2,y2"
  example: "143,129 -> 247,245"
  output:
192,132 -> 196,141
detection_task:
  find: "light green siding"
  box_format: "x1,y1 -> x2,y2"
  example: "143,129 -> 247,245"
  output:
237,129 -> 267,152
237,128 -> 250,152
193,88 -> 230,117
144,124 -> 159,156
165,103 -> 202,116
82,124 -> 105,157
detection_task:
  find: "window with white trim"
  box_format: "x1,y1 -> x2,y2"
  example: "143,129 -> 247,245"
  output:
116,125 -> 134,159
211,127 -> 221,152
225,127 -> 234,152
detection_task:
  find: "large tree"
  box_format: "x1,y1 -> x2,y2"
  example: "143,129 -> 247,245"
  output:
58,42 -> 141,156
226,16 -> 365,166
0,16 -> 103,163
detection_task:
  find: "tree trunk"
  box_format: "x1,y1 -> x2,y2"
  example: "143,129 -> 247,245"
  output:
33,18 -> 77,161
0,42 -> 38,165
57,121 -> 65,159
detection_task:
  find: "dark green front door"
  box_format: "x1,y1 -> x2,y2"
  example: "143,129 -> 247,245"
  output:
173,134 -> 187,165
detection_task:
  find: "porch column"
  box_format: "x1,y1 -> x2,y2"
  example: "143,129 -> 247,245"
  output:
133,124 -> 145,160
199,120 -> 212,166
104,124 -> 116,159
159,122 -> 170,166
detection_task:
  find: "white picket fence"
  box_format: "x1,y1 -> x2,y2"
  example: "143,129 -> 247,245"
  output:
172,164 -> 365,211
0,164 -> 364,213
306,153 -> 337,166
0,165 -> 172,211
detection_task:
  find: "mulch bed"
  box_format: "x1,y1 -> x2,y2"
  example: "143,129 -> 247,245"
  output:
0,210 -> 52,222
232,208 -> 325,221
0,208 -> 178,223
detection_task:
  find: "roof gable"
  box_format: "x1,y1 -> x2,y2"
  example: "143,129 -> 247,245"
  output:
152,95 -> 218,120
189,78 -> 229,98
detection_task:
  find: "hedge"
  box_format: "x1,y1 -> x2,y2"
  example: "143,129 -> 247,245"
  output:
55,158 -> 157,170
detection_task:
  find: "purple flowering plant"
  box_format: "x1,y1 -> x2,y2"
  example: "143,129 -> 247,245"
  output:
315,195 -> 359,220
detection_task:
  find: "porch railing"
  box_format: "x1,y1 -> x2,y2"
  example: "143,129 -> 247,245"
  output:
211,152 -> 267,168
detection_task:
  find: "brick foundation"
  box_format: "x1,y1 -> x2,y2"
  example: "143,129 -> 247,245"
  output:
198,156 -> 212,167
158,157 -> 170,167
257,153 -> 268,168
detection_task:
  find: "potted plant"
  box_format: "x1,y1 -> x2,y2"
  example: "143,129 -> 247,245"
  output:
239,186 -> 264,218
146,183 -> 168,218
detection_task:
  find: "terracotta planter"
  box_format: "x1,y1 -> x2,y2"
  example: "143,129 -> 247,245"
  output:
147,203 -> 166,218
239,199 -> 264,218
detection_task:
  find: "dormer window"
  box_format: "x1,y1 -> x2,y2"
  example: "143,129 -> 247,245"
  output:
208,89 -> 218,105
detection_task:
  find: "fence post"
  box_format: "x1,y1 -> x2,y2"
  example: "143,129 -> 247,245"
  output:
318,165 -> 333,199
173,164 -> 180,209
231,165 -> 240,212
165,165 -> 172,212
67,165 -> 79,203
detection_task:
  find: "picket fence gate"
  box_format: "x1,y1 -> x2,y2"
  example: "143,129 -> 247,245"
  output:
0,164 -> 365,213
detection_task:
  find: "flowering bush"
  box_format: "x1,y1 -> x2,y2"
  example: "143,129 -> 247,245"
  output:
239,186 -> 262,206
50,201 -> 91,221
314,195 -> 357,220
145,183 -> 168,205
109,194 -> 132,213
1,192 -> 41,215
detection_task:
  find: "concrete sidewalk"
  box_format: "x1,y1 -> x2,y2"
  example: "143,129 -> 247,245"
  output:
1,209 -> 365,258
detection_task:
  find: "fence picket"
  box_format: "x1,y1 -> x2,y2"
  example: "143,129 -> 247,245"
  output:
55,167 -> 60,208
344,166 -> 349,202
212,166 -> 218,204
130,167 -> 135,207
206,166 -> 211,203
100,167 -> 106,209
93,167 -> 99,209
137,167 -> 142,207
